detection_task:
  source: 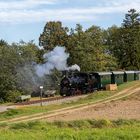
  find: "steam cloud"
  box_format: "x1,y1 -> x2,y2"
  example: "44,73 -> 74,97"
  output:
35,46 -> 80,77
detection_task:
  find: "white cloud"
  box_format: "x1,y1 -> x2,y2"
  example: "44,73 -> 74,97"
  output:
0,10 -> 98,23
0,0 -> 56,10
0,0 -> 139,24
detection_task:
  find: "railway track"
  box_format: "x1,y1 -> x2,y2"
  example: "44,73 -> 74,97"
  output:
14,94 -> 89,106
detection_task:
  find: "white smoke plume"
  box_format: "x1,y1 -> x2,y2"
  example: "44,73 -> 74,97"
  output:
16,64 -> 41,94
67,64 -> 80,72
35,46 -> 80,77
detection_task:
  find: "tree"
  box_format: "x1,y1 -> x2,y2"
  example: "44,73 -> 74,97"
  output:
107,9 -> 140,70
13,41 -> 41,95
122,9 -> 140,69
12,41 -> 39,64
67,24 -> 117,72
123,9 -> 140,28
0,40 -> 41,101
0,39 -> 8,46
39,21 -> 69,50
0,42 -> 17,100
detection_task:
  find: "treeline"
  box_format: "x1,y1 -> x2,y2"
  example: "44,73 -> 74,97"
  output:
40,9 -> 140,71
0,9 -> 140,102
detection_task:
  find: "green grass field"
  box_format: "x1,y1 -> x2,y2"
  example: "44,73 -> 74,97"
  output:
0,81 -> 139,122
0,119 -> 139,140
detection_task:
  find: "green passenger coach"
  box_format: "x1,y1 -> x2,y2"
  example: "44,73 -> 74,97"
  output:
134,71 -> 140,80
90,72 -> 112,89
124,71 -> 135,82
111,71 -> 124,85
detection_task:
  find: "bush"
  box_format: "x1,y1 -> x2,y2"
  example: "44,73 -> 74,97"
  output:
27,121 -> 47,130
10,122 -> 29,130
113,119 -> 139,126
67,120 -> 90,129
0,98 -> 4,104
5,90 -> 22,102
11,121 -> 49,130
4,109 -> 19,116
88,119 -> 112,128
53,121 -> 68,128
0,122 -> 8,128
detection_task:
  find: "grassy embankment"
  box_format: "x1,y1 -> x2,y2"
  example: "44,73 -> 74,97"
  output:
0,81 -> 139,122
0,119 -> 139,140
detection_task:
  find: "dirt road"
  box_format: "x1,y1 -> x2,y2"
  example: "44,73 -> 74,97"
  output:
46,87 -> 140,121
0,106 -> 15,113
47,98 -> 140,121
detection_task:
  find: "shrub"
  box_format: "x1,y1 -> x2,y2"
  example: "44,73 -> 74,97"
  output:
10,122 -> 29,130
5,90 -> 22,102
113,119 -> 138,126
0,98 -> 4,104
4,109 -> 19,116
27,121 -> 47,130
67,120 -> 90,129
88,119 -> 112,128
0,122 -> 8,128
11,121 -> 50,130
53,121 -> 68,128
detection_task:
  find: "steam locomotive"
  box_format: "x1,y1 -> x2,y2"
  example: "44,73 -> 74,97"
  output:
60,70 -> 140,96
60,71 -> 98,96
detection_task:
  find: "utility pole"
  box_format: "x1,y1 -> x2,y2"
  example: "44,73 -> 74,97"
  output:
40,86 -> 43,106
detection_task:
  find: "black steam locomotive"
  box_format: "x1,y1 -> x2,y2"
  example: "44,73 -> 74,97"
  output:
60,71 -> 98,96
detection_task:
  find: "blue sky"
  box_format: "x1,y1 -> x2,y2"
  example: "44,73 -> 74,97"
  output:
0,0 -> 139,45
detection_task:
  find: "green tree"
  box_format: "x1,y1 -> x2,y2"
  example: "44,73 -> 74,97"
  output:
123,9 -> 140,28
0,40 -> 41,101
0,42 -> 17,100
39,21 -> 69,50
12,41 -> 39,65
67,24 -> 117,71
107,9 -> 140,70
0,39 -> 8,46
122,9 -> 140,69
13,41 -> 41,95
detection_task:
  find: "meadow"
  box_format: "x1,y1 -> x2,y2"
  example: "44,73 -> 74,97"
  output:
0,119 -> 139,140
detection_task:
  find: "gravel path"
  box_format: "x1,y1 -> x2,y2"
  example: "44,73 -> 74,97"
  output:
45,87 -> 140,121
0,95 -> 88,113
0,106 -> 15,113
47,100 -> 140,121
21,94 -> 89,106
